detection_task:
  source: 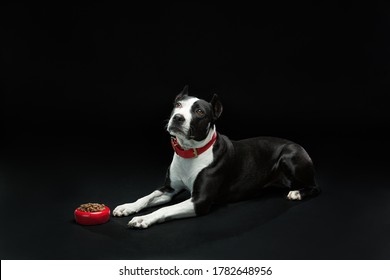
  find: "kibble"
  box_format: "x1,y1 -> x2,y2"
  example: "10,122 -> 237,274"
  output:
78,203 -> 105,212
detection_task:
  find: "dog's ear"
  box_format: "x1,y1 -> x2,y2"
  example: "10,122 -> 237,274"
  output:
181,85 -> 189,96
174,85 -> 189,103
210,94 -> 223,120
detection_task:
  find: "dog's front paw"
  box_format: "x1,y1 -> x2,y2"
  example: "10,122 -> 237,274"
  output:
128,215 -> 154,229
113,203 -> 139,217
287,190 -> 302,200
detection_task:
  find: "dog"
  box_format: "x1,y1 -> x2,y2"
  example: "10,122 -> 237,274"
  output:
113,86 -> 320,228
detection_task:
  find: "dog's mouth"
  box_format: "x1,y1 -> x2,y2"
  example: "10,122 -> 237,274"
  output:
168,125 -> 185,136
168,125 -> 195,139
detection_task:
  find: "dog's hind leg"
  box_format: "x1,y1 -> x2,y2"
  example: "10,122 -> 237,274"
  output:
279,144 -> 321,200
287,186 -> 320,200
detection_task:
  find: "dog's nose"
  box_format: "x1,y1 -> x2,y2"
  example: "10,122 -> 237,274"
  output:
173,114 -> 185,123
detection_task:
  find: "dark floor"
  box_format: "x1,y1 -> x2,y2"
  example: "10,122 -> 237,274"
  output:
0,135 -> 389,260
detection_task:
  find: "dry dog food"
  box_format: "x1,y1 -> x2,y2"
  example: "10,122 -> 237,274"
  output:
78,203 -> 106,212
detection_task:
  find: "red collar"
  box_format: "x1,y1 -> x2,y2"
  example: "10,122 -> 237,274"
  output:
171,132 -> 217,158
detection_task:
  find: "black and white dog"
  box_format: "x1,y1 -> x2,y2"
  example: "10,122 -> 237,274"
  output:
113,86 -> 320,228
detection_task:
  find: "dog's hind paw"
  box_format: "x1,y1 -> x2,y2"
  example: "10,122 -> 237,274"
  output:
287,190 -> 302,200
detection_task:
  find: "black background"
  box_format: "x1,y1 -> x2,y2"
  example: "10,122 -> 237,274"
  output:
1,2 -> 390,259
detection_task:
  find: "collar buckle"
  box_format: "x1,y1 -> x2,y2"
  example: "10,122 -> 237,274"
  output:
192,148 -> 198,158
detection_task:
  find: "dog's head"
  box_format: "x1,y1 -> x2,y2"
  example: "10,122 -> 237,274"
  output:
167,85 -> 223,142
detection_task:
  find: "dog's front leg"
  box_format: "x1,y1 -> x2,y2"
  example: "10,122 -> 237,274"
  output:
128,198 -> 196,229
113,190 -> 177,217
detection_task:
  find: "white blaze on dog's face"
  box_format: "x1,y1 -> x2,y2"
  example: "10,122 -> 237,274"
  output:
167,96 -> 199,139
167,86 -> 223,144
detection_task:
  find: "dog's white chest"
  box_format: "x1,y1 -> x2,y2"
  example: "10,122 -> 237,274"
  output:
169,148 -> 214,192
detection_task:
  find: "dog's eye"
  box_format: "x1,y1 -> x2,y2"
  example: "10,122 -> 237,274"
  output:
175,102 -> 182,108
195,109 -> 205,117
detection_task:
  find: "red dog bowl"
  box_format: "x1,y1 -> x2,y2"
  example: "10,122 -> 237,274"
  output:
74,205 -> 110,225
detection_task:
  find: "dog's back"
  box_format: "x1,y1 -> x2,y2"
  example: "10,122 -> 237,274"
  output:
209,135 -> 319,203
